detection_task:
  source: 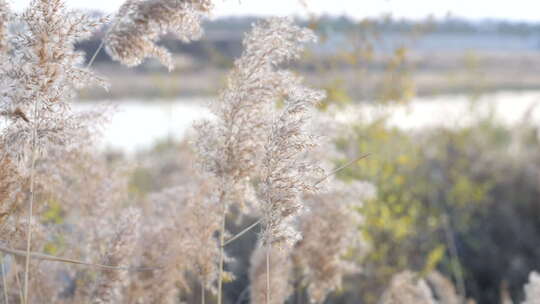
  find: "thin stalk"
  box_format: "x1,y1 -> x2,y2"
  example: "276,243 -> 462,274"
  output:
201,283 -> 205,304
0,244 -> 152,271
265,242 -> 271,304
87,4 -> 130,69
294,270 -> 302,304
234,286 -> 249,304
442,214 -> 466,301
12,261 -> 22,303
1,255 -> 8,304
217,189 -> 227,304
87,16 -> 118,69
23,99 -> 39,304
86,39 -> 105,68
314,153 -> 370,187
431,172 -> 466,302
223,219 -> 261,247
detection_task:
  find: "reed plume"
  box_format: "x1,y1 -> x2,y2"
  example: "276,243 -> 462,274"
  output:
522,271 -> 540,304
258,65 -> 325,249
105,0 -> 212,70
0,0 -> 106,167
130,187 -> 192,304
426,271 -> 462,304
249,244 -> 293,304
193,16 -> 322,303
0,0 -> 8,55
179,179 -> 224,294
0,1 -> 106,301
92,207 -> 141,304
379,271 -> 436,304
128,173 -> 228,304
243,18 -> 324,304
293,180 -> 374,303
193,16 -> 318,214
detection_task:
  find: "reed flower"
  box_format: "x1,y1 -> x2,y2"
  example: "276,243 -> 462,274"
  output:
0,158 -> 24,222
105,0 -> 212,70
179,180 -> 224,293
523,271 -> 540,304
0,0 -> 106,169
129,186 -> 191,303
426,271 -> 461,304
293,180 -> 374,303
129,177 -> 230,303
193,17 -> 322,302
92,207 -> 141,304
379,271 -> 436,304
148,181 -> 226,294
249,244 -> 292,304
258,74 -> 326,248
130,188 -> 191,304
193,17 -> 319,214
0,0 -> 9,55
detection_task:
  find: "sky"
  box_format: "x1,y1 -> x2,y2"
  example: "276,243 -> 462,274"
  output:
8,0 -> 540,22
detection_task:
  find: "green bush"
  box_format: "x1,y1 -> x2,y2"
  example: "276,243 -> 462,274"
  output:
336,113 -> 540,303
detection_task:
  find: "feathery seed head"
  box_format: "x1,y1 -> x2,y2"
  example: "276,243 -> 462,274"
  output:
523,271 -> 540,304
0,0 -> 107,169
105,0 -> 212,70
92,207 -> 141,304
294,180 -> 374,303
259,69 -> 326,248
379,271 -> 436,304
0,0 -> 9,55
249,244 -> 293,304
193,18 -> 319,217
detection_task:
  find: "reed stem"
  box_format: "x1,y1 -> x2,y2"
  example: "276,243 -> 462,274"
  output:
266,242 -> 271,304
217,189 -> 227,304
23,99 -> 39,304
1,255 -> 8,304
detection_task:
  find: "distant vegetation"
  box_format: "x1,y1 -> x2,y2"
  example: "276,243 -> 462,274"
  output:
78,15 -> 540,65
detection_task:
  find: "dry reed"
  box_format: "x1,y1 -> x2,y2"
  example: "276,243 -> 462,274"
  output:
105,0 -> 212,70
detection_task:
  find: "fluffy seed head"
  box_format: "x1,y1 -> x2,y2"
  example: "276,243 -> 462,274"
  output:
105,0 -> 212,70
523,271 -> 540,304
0,0 -> 9,55
294,180 -> 374,303
92,207 -> 141,304
249,244 -> 292,304
193,17 -> 319,215
0,0 -> 106,169
379,271 -> 436,304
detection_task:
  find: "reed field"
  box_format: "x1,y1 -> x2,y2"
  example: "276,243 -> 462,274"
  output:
2,1 -> 540,303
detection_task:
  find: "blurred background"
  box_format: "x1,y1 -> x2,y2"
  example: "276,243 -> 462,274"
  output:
11,0 -> 540,303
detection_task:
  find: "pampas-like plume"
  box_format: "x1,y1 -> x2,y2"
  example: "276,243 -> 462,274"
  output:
193,17 -> 319,214
379,271 -> 436,304
92,207 -> 141,304
105,0 -> 212,70
0,158 -> 23,221
258,68 -> 326,248
426,271 -> 462,304
249,243 -> 293,304
193,17 -> 321,303
522,271 -> 540,304
252,20 -> 324,303
129,187 -> 191,304
0,0 -> 107,167
0,2 -> 106,302
179,180 -> 224,293
0,0 -> 8,55
293,180 -> 374,303
128,176 -> 229,304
